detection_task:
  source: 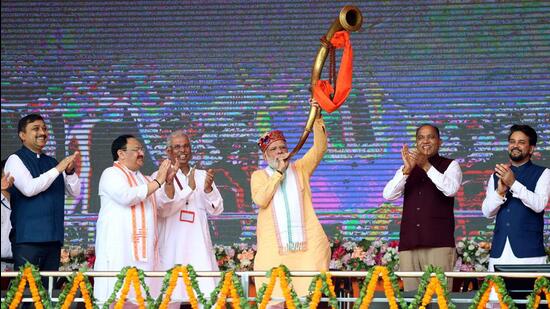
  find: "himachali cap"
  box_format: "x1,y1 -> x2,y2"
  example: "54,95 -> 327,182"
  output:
258,130 -> 286,152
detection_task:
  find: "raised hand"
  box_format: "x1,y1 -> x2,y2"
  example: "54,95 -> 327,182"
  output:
401,145 -> 415,175
496,178 -> 509,197
188,166 -> 196,191
495,163 -> 515,187
156,159 -> 172,184
204,169 -> 215,193
166,158 -> 179,185
1,172 -> 14,190
310,97 -> 322,118
56,151 -> 80,174
65,151 -> 80,174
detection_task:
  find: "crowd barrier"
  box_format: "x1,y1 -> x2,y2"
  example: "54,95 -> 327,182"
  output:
0,263 -> 548,308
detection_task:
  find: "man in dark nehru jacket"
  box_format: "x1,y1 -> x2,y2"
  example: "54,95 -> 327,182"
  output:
482,124 -> 548,269
383,124 -> 462,291
4,114 -> 80,280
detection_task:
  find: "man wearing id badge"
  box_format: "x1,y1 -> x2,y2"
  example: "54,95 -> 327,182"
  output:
155,130 -> 224,308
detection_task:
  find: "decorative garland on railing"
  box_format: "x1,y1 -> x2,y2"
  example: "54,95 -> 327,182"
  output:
2,264 -> 548,308
156,265 -> 200,309
468,275 -> 516,309
255,265 -> 301,309
352,265 -> 407,309
1,262 -> 52,309
101,266 -> 155,309
409,265 -> 455,309
303,272 -> 338,309
155,264 -> 248,309
56,271 -> 98,309
526,276 -> 550,309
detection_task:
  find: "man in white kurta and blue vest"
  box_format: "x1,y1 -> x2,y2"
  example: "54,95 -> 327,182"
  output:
4,114 -> 80,285
93,134 -> 178,306
154,130 -> 223,308
482,124 -> 549,269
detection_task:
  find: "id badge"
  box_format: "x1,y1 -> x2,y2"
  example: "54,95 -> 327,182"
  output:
179,210 -> 195,223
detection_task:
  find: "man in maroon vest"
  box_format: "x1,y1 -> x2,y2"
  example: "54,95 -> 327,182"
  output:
383,124 -> 462,291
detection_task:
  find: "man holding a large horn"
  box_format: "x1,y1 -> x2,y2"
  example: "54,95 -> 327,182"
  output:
251,98 -> 330,303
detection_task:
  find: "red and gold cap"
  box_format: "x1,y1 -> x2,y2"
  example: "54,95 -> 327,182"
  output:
258,130 -> 286,152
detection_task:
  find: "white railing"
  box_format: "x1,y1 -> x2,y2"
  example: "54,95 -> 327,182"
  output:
1,270 -> 549,306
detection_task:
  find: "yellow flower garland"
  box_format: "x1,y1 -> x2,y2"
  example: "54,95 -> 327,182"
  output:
533,287 -> 549,309
59,272 -> 94,309
8,267 -> 45,309
476,281 -> 509,309
258,267 -> 298,309
309,277 -> 323,309
418,277 -> 449,309
357,266 -> 400,309
8,270 -> 28,309
214,271 -> 242,309
114,268 -> 146,309
182,266 -> 200,309
158,266 -> 200,309
308,272 -> 337,309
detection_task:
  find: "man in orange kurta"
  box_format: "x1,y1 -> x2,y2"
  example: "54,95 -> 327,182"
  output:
251,99 -> 330,301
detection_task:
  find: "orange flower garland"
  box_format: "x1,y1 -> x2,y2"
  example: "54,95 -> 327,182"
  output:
309,277 -> 323,309
182,266 -> 200,309
532,287 -> 549,309
114,268 -> 146,309
8,270 -> 28,309
7,267 -> 46,309
527,277 -> 550,309
259,268 -> 279,309
258,267 -> 298,309
213,271 -> 242,309
418,277 -> 449,309
58,272 -> 95,309
476,281 -> 509,309
277,268 -> 297,309
357,266 -> 400,309
158,267 -> 181,309
158,266 -> 200,309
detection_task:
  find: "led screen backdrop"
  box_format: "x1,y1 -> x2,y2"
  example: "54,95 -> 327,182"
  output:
1,1 -> 549,246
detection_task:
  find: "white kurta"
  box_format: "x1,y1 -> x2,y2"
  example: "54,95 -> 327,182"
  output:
155,168 -> 223,302
93,164 -> 175,304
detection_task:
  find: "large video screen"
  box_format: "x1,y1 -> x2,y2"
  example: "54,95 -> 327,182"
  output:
2,1 -> 549,246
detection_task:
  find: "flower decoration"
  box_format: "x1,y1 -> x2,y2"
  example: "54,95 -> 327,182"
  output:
329,238 -> 399,271
59,246 -> 96,271
454,237 -> 490,272
214,243 -> 256,271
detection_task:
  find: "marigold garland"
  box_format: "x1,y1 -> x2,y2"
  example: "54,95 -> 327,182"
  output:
256,265 -> 301,309
155,264 -> 247,309
526,276 -> 550,309
56,271 -> 97,309
2,263 -> 52,309
408,265 -> 455,309
468,275 -> 516,309
304,272 -> 338,309
102,266 -> 154,309
352,265 -> 406,309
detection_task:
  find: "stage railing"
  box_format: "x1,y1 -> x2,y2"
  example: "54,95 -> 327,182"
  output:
1,270 -> 548,306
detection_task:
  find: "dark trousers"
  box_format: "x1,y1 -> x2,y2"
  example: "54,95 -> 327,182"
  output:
12,241 -> 61,290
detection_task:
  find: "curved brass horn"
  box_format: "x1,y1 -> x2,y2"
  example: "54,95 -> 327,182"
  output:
288,5 -> 363,158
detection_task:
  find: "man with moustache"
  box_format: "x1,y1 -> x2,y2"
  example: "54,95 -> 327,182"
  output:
383,124 -> 462,291
154,130 -> 223,307
4,114 -> 80,275
251,98 -> 330,303
93,134 -> 177,306
482,124 -> 549,270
